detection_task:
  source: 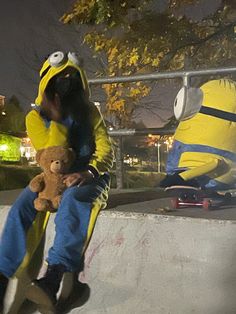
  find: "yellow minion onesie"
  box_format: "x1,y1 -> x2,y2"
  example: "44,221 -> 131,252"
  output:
161,79 -> 236,190
0,50 -> 113,293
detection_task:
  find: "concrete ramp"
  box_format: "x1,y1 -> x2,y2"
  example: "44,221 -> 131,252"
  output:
1,205 -> 236,314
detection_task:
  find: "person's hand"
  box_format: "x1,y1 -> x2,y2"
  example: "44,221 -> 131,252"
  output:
63,171 -> 94,187
48,101 -> 62,122
41,93 -> 62,122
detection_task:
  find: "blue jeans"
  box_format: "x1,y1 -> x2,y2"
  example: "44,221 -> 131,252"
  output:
0,174 -> 110,277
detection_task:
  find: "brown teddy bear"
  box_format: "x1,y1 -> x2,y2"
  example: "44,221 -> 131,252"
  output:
29,146 -> 75,212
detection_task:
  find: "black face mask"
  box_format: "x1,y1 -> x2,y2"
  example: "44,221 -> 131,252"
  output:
55,72 -> 84,98
54,71 -> 89,122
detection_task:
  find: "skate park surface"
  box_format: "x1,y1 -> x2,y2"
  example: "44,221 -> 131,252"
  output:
1,188 -> 236,314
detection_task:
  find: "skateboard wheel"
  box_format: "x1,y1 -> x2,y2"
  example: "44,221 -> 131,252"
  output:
203,199 -> 211,210
224,192 -> 232,201
171,198 -> 179,209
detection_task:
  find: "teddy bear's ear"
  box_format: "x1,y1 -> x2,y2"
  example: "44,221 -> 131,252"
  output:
36,149 -> 44,164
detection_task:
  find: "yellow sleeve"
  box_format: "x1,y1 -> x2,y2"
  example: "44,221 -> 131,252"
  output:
89,106 -> 114,174
179,158 -> 228,181
25,110 -> 68,150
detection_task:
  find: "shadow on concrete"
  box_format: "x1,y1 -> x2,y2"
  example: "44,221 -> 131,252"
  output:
106,188 -> 165,209
57,281 -> 91,314
18,281 -> 91,314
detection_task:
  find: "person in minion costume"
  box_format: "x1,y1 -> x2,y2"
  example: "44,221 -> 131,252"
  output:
160,78 -> 236,190
0,51 -> 114,312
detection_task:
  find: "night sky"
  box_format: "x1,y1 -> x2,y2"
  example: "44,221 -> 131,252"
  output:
0,0 -> 222,127
0,0 -> 90,108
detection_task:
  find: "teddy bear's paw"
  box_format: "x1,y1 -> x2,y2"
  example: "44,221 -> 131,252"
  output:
52,195 -> 62,210
29,181 -> 44,193
34,198 -> 53,212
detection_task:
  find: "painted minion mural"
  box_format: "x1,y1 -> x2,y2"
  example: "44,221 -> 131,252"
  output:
161,79 -> 236,190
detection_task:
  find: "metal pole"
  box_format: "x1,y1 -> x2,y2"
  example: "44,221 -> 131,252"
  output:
115,136 -> 124,189
88,67 -> 236,85
108,128 -> 175,137
183,74 -> 190,87
157,143 -> 161,173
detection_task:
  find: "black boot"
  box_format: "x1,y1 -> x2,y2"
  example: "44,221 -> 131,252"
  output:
26,264 -> 66,312
0,273 -> 9,314
57,272 -> 90,312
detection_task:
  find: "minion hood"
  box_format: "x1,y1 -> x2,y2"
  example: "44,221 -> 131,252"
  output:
35,51 -> 90,105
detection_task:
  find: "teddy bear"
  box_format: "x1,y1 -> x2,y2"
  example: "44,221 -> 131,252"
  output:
29,146 -> 75,212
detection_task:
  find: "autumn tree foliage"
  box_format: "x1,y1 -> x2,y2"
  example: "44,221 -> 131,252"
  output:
62,0 -> 236,127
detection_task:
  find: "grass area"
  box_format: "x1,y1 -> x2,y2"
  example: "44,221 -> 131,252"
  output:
0,165 -> 166,191
0,164 -> 41,190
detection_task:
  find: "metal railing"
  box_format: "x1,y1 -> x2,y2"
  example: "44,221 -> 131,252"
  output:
107,128 -> 175,137
88,66 -> 236,188
88,66 -> 236,87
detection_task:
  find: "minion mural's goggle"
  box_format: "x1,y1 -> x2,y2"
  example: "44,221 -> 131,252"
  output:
174,86 -> 203,121
35,51 -> 90,105
174,84 -> 236,122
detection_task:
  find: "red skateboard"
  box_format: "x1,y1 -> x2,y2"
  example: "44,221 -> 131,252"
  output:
165,185 -> 231,210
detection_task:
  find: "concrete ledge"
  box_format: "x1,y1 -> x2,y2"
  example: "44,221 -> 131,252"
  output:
1,205 -> 236,313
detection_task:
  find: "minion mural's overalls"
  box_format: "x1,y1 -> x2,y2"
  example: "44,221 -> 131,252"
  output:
0,51 -> 113,294
161,79 -> 236,190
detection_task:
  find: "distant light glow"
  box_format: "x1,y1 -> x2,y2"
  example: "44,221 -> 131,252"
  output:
25,152 -> 31,159
1,111 -> 6,116
0,144 -> 8,151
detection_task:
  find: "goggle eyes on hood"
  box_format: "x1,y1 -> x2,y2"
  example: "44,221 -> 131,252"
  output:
48,51 -> 82,68
48,51 -> 67,67
68,52 -> 83,67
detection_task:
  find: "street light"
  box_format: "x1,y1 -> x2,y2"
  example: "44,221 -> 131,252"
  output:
155,142 -> 161,172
